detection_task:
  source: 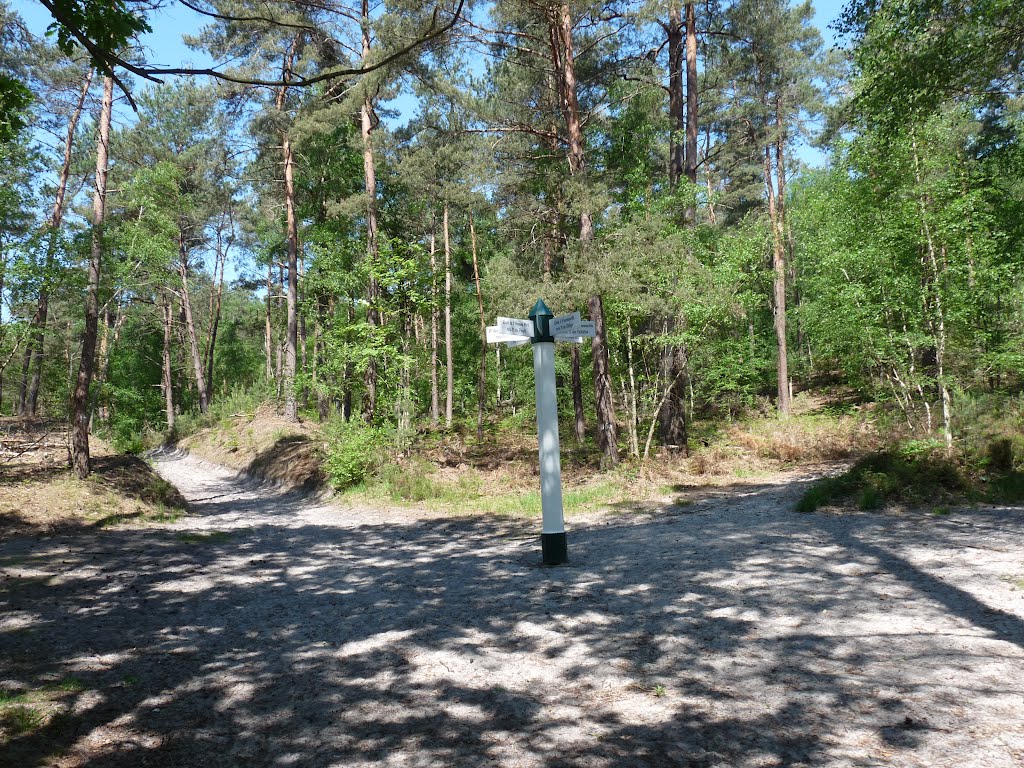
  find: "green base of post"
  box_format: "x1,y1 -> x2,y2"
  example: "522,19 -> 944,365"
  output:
541,532 -> 568,565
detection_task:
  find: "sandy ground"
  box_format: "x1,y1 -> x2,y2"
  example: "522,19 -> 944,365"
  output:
2,448 -> 1023,767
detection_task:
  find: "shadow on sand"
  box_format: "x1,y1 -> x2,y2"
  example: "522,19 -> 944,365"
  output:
2,472 -> 1023,767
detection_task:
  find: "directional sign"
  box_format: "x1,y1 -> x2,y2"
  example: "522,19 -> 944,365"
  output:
486,325 -> 522,344
496,316 -> 533,338
505,337 -> 530,347
554,335 -> 584,344
572,320 -> 596,338
549,311 -> 581,337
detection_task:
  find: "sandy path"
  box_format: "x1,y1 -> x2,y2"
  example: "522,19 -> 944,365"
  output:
2,449 -> 1023,768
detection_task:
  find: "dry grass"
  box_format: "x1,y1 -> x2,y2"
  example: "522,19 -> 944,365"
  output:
687,412 -> 878,477
0,419 -> 186,539
727,414 -> 877,462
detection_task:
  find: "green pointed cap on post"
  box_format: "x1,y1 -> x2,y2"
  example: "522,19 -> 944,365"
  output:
528,298 -> 554,343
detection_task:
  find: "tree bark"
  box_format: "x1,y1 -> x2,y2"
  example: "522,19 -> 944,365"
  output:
161,293 -> 175,431
684,2 -> 698,187
264,259 -> 274,382
667,3 -> 683,187
361,0 -> 380,424
764,144 -> 790,416
589,294 -> 619,467
443,201 -> 454,428
278,37 -> 300,421
429,218 -> 440,426
20,68 -> 93,416
551,2 -> 592,241
659,341 -> 690,455
70,74 -> 113,479
179,238 -> 209,415
203,227 -> 227,395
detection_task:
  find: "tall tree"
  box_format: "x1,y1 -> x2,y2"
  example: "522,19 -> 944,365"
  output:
70,72 -> 112,478
18,66 -> 93,416
721,0 -> 825,415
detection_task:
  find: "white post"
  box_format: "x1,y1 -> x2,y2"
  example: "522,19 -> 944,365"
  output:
533,340 -> 567,564
529,299 -> 567,564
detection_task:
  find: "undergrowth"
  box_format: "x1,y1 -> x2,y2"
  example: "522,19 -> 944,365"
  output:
797,442 -> 965,512
797,396 -> 1024,512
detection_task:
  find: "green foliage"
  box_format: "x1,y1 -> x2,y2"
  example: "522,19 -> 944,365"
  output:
797,447 -> 965,512
100,316 -> 164,454
841,0 -> 1024,127
323,420 -> 391,489
369,459 -> 448,502
45,0 -> 152,71
0,73 -> 31,144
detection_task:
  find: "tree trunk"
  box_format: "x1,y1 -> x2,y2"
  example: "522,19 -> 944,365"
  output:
764,144 -> 790,416
551,2 -> 592,241
911,136 -> 953,449
361,0 -> 380,424
204,232 -> 227,394
571,345 -> 586,443
625,314 -> 640,459
277,39 -> 300,421
299,254 -> 308,409
443,202 -> 454,428
179,239 -> 209,415
20,68 -> 93,416
667,3 -> 683,186
70,74 -> 113,479
283,130 -> 299,421
684,2 -> 698,187
314,295 -> 328,421
264,259 -> 275,382
659,341 -> 690,455
161,293 -> 175,431
552,3 -> 621,459
469,212 -> 487,440
589,294 -> 619,467
429,216 -> 439,426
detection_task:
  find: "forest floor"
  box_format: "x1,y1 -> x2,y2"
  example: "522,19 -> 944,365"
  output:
2,448 -> 1023,767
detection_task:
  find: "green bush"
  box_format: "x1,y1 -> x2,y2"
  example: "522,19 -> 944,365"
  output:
797,446 -> 965,512
324,420 -> 390,489
370,459 -> 440,502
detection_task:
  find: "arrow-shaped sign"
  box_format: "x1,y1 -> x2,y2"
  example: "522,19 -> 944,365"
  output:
549,311 -> 581,337
487,324 -> 529,343
570,320 -> 596,338
495,316 -> 533,338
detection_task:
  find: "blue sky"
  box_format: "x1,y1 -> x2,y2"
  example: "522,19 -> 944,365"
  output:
13,0 -> 850,100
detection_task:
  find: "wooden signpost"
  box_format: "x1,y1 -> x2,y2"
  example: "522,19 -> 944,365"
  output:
486,299 -> 596,565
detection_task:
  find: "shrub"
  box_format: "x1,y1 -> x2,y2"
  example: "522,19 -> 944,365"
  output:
797,446 -> 965,512
323,420 -> 390,489
370,459 -> 439,502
